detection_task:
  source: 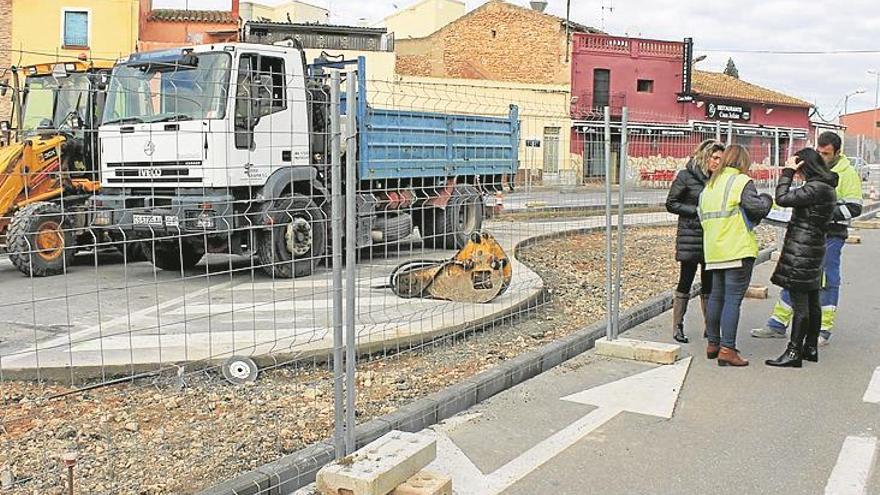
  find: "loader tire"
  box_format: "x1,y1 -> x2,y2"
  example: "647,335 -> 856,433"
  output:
7,202 -> 73,277
257,194 -> 327,278
144,241 -> 204,272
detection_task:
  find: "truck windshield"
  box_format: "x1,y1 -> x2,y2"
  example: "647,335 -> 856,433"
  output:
102,52 -> 231,125
21,73 -> 90,132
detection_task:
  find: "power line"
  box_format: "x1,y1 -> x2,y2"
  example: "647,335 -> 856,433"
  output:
700,48 -> 880,55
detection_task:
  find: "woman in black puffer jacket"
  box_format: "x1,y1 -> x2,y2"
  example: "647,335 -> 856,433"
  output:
767,148 -> 838,368
665,140 -> 725,343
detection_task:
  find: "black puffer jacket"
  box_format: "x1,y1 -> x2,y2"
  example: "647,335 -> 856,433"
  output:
770,169 -> 839,291
665,159 -> 710,263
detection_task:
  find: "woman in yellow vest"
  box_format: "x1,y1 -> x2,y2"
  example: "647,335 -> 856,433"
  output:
699,145 -> 773,366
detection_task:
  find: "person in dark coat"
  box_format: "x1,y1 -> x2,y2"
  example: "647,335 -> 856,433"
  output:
665,139 -> 724,343
766,148 -> 838,368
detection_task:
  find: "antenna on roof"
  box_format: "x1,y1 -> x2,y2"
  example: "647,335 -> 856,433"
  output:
600,0 -> 615,30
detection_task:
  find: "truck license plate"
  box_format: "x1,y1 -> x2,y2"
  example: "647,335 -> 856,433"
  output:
133,215 -> 163,225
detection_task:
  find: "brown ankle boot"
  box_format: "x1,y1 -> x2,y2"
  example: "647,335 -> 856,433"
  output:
706,343 -> 720,359
717,347 -> 749,367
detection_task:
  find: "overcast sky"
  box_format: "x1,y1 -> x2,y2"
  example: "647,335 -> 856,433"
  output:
154,0 -> 880,120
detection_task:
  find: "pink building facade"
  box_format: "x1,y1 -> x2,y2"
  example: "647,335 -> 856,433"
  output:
570,33 -> 814,183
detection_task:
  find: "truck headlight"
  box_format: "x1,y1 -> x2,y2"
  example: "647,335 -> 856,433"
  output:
93,210 -> 112,226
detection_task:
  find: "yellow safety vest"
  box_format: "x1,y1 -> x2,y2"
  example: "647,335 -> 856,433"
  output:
831,155 -> 863,223
699,167 -> 759,264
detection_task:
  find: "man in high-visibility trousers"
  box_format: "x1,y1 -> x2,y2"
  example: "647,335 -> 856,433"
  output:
752,132 -> 864,344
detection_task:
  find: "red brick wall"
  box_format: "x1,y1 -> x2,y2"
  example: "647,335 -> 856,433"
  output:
395,0 -> 571,85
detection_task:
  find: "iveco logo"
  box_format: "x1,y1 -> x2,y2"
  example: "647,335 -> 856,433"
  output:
144,140 -> 156,156
138,168 -> 162,178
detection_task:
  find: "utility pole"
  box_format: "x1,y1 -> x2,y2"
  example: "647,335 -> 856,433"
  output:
565,0 -> 571,63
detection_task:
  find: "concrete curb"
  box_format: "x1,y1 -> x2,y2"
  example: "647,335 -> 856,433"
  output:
199,233 -> 771,495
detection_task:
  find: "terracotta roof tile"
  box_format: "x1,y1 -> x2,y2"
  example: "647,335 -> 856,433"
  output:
148,9 -> 236,24
692,70 -> 811,108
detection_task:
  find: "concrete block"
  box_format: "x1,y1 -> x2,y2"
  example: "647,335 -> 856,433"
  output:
389,470 -> 452,495
852,219 -> 880,229
316,431 -> 436,495
595,337 -> 681,365
846,235 -> 862,245
745,285 -> 769,299
770,250 -> 781,261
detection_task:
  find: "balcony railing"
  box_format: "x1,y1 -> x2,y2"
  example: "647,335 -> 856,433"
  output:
570,92 -> 627,120
574,33 -> 683,60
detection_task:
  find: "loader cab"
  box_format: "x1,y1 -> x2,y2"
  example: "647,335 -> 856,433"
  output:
19,61 -> 111,179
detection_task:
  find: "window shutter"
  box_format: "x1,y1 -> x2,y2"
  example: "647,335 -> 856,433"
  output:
64,11 -> 89,47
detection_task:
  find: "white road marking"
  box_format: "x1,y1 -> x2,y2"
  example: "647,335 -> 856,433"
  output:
863,367 -> 880,404
825,436 -> 877,495
429,358 -> 692,495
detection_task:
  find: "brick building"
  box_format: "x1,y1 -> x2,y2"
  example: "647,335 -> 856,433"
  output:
395,0 -> 602,84
0,0 -> 11,121
391,0 -> 601,185
138,0 -> 240,52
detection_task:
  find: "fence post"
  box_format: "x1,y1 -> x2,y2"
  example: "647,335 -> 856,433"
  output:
613,107 -> 628,340
773,128 -> 780,188
715,121 -> 721,142
329,71 -> 346,460
604,106 -> 613,340
727,121 -> 733,146
345,69 -> 359,455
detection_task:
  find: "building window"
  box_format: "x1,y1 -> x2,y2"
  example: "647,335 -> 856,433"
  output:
62,10 -> 89,48
876,121 -> 880,128
637,79 -> 654,93
593,69 -> 610,108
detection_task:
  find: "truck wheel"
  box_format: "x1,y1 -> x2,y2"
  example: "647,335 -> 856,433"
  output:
7,202 -> 73,277
372,213 -> 413,243
144,241 -> 204,272
115,241 -> 148,262
422,193 -> 483,249
258,194 -> 327,278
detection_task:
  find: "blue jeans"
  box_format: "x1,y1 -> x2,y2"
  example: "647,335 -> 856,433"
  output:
768,236 -> 844,333
706,258 -> 756,348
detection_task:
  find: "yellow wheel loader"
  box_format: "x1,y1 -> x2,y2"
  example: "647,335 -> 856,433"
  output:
0,59 -> 137,277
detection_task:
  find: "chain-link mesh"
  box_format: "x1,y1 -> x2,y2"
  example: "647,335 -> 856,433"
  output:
0,42 -> 832,494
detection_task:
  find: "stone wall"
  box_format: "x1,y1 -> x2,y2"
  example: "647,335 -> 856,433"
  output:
395,0 -> 571,85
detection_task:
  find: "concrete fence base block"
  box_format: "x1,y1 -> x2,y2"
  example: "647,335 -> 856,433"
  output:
745,285 -> 769,299
846,235 -> 862,245
316,431 -> 436,495
595,337 -> 681,365
390,470 -> 452,495
852,219 -> 880,229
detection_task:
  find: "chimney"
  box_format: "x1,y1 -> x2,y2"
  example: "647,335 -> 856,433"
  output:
529,1 -> 548,12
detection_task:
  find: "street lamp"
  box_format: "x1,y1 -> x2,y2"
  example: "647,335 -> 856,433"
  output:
843,88 -> 866,115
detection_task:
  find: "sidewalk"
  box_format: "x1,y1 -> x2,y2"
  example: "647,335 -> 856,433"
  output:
426,228 -> 880,494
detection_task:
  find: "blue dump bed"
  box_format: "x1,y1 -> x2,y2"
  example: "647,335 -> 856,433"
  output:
335,59 -> 520,181
357,105 -> 520,180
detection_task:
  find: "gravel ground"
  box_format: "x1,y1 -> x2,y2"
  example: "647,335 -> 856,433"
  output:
0,225 -> 779,495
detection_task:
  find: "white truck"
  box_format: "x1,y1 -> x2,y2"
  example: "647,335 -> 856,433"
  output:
91,42 -> 520,277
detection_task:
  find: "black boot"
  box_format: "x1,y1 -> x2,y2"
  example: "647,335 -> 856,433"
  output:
765,342 -> 803,368
803,324 -> 820,363
672,292 -> 689,344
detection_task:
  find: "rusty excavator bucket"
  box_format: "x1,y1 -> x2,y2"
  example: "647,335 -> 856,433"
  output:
389,232 -> 512,304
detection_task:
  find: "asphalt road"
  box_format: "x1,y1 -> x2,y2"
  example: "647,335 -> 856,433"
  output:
427,225 -> 880,494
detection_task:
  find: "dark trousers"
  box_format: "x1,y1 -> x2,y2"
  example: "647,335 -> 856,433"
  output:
706,258 -> 755,349
676,261 -> 713,295
789,289 -> 821,348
